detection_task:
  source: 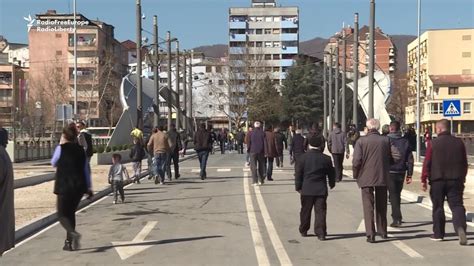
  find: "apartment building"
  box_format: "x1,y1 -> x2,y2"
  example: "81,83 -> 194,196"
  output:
405,28 -> 474,133
0,64 -> 27,127
29,10 -> 127,127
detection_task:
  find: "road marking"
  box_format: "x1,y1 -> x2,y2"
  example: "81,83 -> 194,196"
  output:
254,186 -> 293,266
357,220 -> 423,258
243,168 -> 250,172
217,168 -> 231,172
191,169 -> 201,173
243,172 -> 270,266
112,221 -> 158,260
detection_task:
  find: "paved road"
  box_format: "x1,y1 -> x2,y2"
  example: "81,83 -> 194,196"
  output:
2,153 -> 473,265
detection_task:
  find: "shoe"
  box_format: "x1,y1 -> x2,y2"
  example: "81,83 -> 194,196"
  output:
62,240 -> 73,251
381,234 -> 389,240
267,177 -> 274,181
121,198 -> 125,204
154,177 -> 159,184
113,200 -> 117,204
458,227 -> 468,246
70,231 -> 81,250
176,174 -> 180,179
160,181 -> 164,185
300,232 -> 308,237
390,221 -> 402,228
201,176 -> 205,180
245,162 -> 250,167
318,236 -> 326,241
148,175 -> 152,180
430,235 -> 444,242
257,181 -> 262,186
366,236 -> 376,243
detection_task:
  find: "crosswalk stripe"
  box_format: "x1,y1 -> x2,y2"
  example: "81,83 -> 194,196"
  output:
217,168 -> 231,172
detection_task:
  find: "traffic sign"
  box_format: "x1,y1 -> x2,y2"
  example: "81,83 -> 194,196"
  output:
443,100 -> 461,117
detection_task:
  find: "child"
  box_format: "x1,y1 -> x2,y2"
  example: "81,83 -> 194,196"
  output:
130,137 -> 145,184
108,154 -> 129,204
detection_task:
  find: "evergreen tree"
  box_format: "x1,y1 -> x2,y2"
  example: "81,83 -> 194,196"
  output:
248,76 -> 282,124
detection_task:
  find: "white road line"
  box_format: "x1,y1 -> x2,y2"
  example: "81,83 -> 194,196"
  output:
357,220 -> 365,232
217,168 -> 231,172
133,221 -> 158,242
243,173 -> 270,266
191,169 -> 201,173
254,186 -> 293,266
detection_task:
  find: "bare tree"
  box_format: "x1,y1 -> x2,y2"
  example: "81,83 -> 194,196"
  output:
387,72 -> 409,124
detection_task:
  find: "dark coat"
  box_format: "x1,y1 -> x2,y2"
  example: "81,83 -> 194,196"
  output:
421,131 -> 468,184
295,149 -> 336,196
54,143 -> 88,195
304,131 -> 326,152
388,132 -> 414,176
290,133 -> 306,155
130,142 -> 146,162
0,146 -> 14,255
194,129 -> 212,152
328,128 -> 346,154
352,131 -> 401,188
274,131 -> 287,155
236,131 -> 245,144
249,128 -> 266,154
265,131 -> 278,158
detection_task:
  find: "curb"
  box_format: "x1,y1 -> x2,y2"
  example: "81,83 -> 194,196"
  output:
14,173 -> 55,189
14,152 -> 198,243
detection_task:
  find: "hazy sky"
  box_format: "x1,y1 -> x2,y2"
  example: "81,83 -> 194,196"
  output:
1,0 -> 473,49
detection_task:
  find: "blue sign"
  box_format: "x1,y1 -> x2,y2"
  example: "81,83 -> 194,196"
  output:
443,99 -> 461,117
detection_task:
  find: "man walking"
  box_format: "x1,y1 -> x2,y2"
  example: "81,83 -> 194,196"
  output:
166,124 -> 182,180
236,128 -> 245,154
387,121 -> 414,227
147,126 -> 170,185
328,123 -> 346,182
194,123 -> 212,180
346,124 -> 360,159
244,126 -> 253,167
274,127 -> 287,168
421,119 -> 468,245
218,128 -> 227,154
264,125 -> 278,181
249,121 -> 266,186
295,134 -> 335,241
289,129 -> 306,171
353,118 -> 400,243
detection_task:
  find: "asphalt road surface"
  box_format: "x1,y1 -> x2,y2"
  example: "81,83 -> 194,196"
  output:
2,153 -> 473,265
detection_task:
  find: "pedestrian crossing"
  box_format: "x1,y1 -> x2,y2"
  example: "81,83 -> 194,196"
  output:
171,167 -> 293,174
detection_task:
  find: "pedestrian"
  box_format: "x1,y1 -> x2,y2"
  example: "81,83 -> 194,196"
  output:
108,153 -> 129,204
194,123 -> 212,180
166,124 -> 182,180
0,127 -> 14,256
404,126 -> 417,152
209,128 -> 217,155
249,121 -> 266,186
147,125 -> 170,185
218,128 -> 227,154
130,137 -> 146,184
289,129 -> 306,171
51,124 -> 93,251
352,118 -> 400,243
244,126 -> 253,167
264,125 -> 278,181
180,130 -> 189,157
304,123 -> 326,152
274,127 -> 287,168
76,121 -> 93,176
287,125 -> 295,152
381,124 -> 390,136
145,128 -> 158,180
346,124 -> 360,159
236,128 -> 245,154
295,134 -> 336,241
387,121 -> 414,227
421,119 -> 468,245
228,130 -> 235,152
328,123 -> 346,182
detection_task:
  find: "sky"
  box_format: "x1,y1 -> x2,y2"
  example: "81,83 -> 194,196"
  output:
0,0 -> 473,49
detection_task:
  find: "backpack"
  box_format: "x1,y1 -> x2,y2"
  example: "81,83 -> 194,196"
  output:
82,132 -> 93,157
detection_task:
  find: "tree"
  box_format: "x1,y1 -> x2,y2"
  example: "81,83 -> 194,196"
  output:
281,57 -> 323,127
387,72 -> 409,124
247,76 -> 282,124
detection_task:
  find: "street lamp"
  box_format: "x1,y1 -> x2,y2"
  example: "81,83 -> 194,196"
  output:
416,0 -> 422,162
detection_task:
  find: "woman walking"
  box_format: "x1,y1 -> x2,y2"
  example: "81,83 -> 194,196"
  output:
51,124 -> 93,251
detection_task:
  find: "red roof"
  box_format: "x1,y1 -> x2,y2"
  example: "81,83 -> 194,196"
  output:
121,40 -> 137,50
429,75 -> 474,86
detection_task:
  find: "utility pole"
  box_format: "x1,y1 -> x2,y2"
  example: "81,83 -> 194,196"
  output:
368,0 -> 375,119
342,29 -> 347,132
328,50 -> 333,129
153,15 -> 159,128
73,0 -> 77,117
136,0 -> 143,129
353,13 -> 359,128
335,41 -> 340,123
188,50 -> 194,133
323,57 -> 328,138
416,0 -> 422,162
167,31 -> 172,130
183,50 -> 187,132
175,41 -> 181,130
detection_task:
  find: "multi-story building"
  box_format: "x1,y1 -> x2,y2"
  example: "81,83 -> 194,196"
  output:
0,64 -> 27,127
405,28 -> 474,133
29,10 -> 127,127
229,0 -> 299,85
326,26 -> 396,77
0,36 -> 30,68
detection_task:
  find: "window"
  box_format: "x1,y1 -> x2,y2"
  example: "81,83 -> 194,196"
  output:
256,17 -> 264,22
56,50 -> 62,56
462,35 -> 472,41
273,29 -> 281,34
206,66 -> 212,73
273,41 -> 281,47
462,69 -> 471,75
256,29 -> 263,35
215,66 -> 222,73
430,103 -> 443,114
264,41 -> 272,48
208,105 -> 213,108
462,52 -> 471,58
248,42 -> 255,47
218,105 -> 224,110
273,16 -> 281,22
282,28 -> 298,34
55,33 -> 62,38
448,86 -> 459,95
218,80 -> 224,85
208,79 -> 213,84
265,17 -> 273,22
264,54 -> 272,60
273,67 -> 280,72
247,29 -> 255,35
273,54 -> 281,60
255,42 -> 263,47
264,29 -> 272,35
464,102 -> 471,114
209,92 -> 213,96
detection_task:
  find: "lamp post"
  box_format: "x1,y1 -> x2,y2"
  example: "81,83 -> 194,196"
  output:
136,0 -> 143,129
353,13 -> 360,128
368,0 -> 376,119
416,0 -> 422,162
73,0 -> 77,117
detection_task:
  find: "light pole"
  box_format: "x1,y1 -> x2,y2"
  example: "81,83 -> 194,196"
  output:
341,29 -> 347,132
416,0 -> 422,162
187,50 -> 194,135
167,31 -> 172,130
153,15 -> 159,128
175,41 -> 181,130
328,50 -> 333,129
353,13 -> 360,128
136,0 -> 143,129
335,41 -> 340,123
73,0 -> 77,117
323,57 -> 328,138
183,50 -> 187,132
368,0 -> 376,119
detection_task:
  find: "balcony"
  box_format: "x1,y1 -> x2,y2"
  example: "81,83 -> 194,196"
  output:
281,46 -> 298,54
229,47 -> 246,54
280,59 -> 294,67
229,21 -> 247,29
229,34 -> 247,42
281,33 -> 298,41
281,20 -> 298,29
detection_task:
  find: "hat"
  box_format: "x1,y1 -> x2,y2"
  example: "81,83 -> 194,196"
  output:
308,134 -> 322,149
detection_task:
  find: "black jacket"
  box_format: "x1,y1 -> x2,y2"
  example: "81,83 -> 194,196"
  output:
130,142 -> 146,162
290,134 -> 306,155
295,149 -> 336,196
388,132 -> 414,176
54,143 -> 88,195
194,129 -> 212,152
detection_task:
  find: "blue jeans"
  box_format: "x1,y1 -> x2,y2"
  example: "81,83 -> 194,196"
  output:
153,153 -> 167,181
197,150 -> 209,178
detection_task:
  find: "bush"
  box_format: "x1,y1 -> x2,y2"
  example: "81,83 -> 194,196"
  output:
97,146 -> 105,154
112,146 -> 119,152
105,146 -> 112,153
92,147 -> 98,154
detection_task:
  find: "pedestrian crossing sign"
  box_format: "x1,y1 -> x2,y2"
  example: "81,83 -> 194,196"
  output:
443,100 -> 461,117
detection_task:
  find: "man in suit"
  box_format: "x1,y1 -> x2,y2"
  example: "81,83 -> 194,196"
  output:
249,121 -> 266,186
289,129 -> 306,172
353,118 -> 400,243
421,119 -> 468,245
295,134 -> 335,241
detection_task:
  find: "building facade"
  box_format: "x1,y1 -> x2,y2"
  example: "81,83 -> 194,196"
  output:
0,64 -> 27,127
405,28 -> 474,133
28,10 -> 127,127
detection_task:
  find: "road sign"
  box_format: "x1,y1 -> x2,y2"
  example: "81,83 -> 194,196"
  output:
443,100 -> 461,117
